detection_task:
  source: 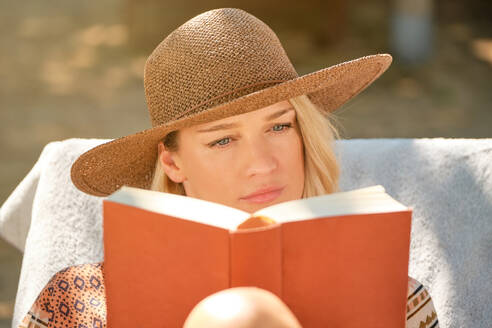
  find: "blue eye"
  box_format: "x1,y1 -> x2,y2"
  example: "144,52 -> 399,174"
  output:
217,138 -> 230,145
272,123 -> 292,132
210,137 -> 232,148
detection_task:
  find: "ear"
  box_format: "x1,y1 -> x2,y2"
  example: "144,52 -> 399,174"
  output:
157,141 -> 186,183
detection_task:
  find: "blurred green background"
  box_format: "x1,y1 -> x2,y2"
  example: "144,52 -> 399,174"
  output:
1,0 -> 491,326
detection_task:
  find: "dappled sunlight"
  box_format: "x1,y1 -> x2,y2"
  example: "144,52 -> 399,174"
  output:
40,60 -> 74,94
68,45 -> 97,68
17,16 -> 70,39
17,17 -> 44,38
0,301 -> 13,321
36,23 -> 134,96
129,56 -> 147,79
101,66 -> 130,90
77,24 -> 128,47
471,38 -> 492,66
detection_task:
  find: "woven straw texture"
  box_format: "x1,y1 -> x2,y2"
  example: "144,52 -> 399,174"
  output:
71,8 -> 392,196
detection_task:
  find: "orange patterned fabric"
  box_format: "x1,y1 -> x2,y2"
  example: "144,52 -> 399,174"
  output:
19,262 -> 439,328
406,276 -> 440,328
18,263 -> 105,328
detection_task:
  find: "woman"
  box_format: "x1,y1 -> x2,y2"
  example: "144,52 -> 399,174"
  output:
19,8 -> 439,328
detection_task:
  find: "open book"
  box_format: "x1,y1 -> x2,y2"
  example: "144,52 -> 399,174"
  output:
103,185 -> 412,328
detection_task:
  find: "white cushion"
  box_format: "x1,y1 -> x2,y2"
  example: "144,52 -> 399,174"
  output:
1,138 -> 491,328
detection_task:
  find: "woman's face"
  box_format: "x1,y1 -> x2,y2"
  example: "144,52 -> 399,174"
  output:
159,100 -> 305,213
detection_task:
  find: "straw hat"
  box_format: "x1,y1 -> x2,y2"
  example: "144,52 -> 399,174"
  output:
71,7 -> 392,197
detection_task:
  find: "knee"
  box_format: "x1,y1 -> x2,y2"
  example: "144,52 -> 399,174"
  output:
183,287 -> 302,328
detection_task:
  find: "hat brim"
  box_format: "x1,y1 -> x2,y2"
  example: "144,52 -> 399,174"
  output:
71,54 -> 392,196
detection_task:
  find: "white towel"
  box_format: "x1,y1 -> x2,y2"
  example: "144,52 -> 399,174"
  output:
1,137 -> 491,328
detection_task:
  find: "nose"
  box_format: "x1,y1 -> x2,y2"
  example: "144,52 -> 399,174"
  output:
243,137 -> 278,177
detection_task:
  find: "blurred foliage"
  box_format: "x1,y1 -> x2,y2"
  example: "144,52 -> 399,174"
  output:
122,0 -> 348,53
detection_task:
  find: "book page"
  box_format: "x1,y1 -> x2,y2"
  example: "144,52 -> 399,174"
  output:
254,185 -> 409,223
107,186 -> 250,230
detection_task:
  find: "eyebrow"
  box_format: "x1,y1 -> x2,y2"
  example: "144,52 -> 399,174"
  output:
264,107 -> 294,121
197,122 -> 240,133
197,107 -> 294,133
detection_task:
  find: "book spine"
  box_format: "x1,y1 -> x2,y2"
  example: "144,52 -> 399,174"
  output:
229,224 -> 282,298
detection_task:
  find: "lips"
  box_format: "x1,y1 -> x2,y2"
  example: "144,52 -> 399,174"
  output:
240,186 -> 285,204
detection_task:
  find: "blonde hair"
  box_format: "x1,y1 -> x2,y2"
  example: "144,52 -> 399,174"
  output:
150,94 -> 341,197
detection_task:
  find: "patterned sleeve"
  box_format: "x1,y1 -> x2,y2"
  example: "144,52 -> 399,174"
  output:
17,262 -> 107,328
406,276 -> 439,328
17,265 -> 438,327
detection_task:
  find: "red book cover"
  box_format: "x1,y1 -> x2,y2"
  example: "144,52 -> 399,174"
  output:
103,185 -> 411,327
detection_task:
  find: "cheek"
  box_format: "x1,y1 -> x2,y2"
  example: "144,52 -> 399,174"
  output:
180,148 -> 239,199
275,133 -> 304,168
274,133 -> 305,192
